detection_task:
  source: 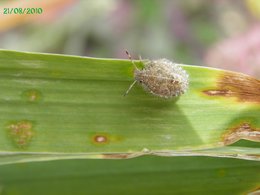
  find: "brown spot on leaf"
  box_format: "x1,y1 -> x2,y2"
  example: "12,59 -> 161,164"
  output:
90,132 -> 123,146
203,72 -> 260,103
248,187 -> 260,195
222,122 -> 260,145
91,133 -> 110,145
101,153 -> 132,159
101,152 -> 144,159
203,89 -> 231,96
6,120 -> 34,148
94,135 -> 108,143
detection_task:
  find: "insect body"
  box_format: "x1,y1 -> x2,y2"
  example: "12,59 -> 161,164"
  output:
125,51 -> 189,98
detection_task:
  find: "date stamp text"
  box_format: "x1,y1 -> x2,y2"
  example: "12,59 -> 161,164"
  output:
1,8 -> 43,15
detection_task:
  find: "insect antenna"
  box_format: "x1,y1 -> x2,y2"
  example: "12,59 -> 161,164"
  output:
125,50 -> 138,70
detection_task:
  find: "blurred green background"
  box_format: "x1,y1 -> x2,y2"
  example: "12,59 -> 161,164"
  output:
0,0 -> 259,78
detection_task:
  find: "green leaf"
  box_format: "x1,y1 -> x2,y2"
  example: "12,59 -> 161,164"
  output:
0,156 -> 259,195
0,50 -> 259,164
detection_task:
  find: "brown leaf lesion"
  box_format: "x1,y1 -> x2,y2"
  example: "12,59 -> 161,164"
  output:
222,122 -> 260,145
248,187 -> 260,195
203,71 -> 260,103
101,153 -> 132,159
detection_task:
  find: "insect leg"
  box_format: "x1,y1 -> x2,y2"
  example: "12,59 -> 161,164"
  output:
124,80 -> 137,96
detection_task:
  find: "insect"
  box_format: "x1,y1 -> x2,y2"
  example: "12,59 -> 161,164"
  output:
124,51 -> 189,98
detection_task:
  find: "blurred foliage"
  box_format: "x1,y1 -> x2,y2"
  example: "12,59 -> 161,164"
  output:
0,0 -> 259,77
247,0 -> 260,18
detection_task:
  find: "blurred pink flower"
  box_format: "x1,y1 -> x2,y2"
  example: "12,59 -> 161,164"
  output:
205,24 -> 260,78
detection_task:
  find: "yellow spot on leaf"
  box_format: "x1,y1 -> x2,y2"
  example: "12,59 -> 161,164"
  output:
22,89 -> 42,102
217,169 -> 226,177
6,120 -> 35,148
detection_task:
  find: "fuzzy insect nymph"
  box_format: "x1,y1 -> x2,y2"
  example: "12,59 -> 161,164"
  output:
125,51 -> 189,98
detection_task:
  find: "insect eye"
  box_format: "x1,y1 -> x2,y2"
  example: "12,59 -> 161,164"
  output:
139,80 -> 143,84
